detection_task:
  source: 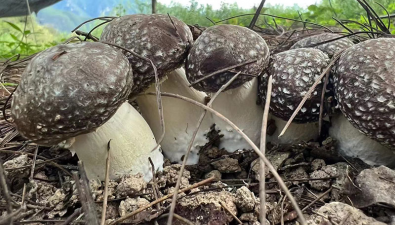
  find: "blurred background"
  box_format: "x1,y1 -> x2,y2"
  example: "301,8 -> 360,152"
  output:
1,0 -> 394,59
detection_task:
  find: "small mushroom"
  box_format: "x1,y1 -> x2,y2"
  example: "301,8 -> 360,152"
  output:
259,48 -> 330,144
331,38 -> 395,166
100,14 -> 209,164
11,42 -> 163,181
291,33 -> 354,58
100,14 -> 193,96
186,24 -> 270,152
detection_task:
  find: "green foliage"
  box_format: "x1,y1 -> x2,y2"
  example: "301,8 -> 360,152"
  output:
0,16 -> 69,60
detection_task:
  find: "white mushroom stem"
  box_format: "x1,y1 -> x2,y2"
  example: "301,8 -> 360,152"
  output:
66,102 -> 164,182
329,113 -> 395,167
211,77 -> 263,152
136,68 -> 213,164
266,115 -> 319,145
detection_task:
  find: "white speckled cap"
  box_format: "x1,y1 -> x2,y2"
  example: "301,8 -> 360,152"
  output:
185,24 -> 270,93
333,38 -> 395,149
100,14 -> 193,96
259,48 -> 330,123
291,33 -> 354,58
11,42 -> 133,145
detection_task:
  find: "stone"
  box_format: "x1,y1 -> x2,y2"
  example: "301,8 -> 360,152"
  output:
235,186 -> 257,212
211,157 -> 242,173
307,202 -> 386,225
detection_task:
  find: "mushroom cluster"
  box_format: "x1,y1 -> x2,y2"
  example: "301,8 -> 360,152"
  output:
10,12 -> 395,184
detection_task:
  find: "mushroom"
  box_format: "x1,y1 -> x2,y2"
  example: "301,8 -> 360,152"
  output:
11,42 -> 163,181
291,33 -> 354,58
259,48 -> 330,144
186,24 -> 270,152
330,38 -> 395,166
100,14 -> 193,96
100,14 -> 210,164
136,68 -> 212,164
329,113 -> 395,167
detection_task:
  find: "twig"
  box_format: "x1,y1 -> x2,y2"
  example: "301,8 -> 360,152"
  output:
0,82 -> 11,95
319,68 -> 330,136
147,92 -> 307,225
188,60 -> 257,87
71,17 -> 117,33
0,207 -> 24,225
100,140 -> 112,225
60,208 -> 82,225
109,176 -> 215,224
279,52 -> 343,137
259,75 -> 272,224
248,0 -> 266,29
301,187 -> 332,212
83,21 -> 109,42
215,13 -> 334,32
167,72 -> 242,225
220,201 -> 242,224
21,184 -> 27,206
74,162 -> 99,225
0,160 -> 13,225
281,195 -> 287,225
74,30 -> 99,41
148,157 -> 160,210
29,145 -> 38,181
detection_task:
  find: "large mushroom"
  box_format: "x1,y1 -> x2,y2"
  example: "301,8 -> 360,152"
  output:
11,42 -> 163,181
330,38 -> 395,166
291,33 -> 354,58
259,48 -> 330,144
100,14 -> 211,164
186,24 -> 270,152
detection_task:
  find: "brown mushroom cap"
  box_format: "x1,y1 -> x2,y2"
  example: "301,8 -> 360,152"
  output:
185,24 -> 270,93
11,42 -> 133,145
100,14 -> 193,95
291,33 -> 354,58
259,48 -> 330,123
332,38 -> 395,149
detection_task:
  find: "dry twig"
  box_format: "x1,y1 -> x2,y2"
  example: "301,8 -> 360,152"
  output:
259,75 -> 272,223
149,157 -> 161,210
302,187 -> 332,212
0,160 -> 13,225
100,140 -> 112,225
29,145 -> 38,181
220,201 -> 243,224
74,162 -> 99,225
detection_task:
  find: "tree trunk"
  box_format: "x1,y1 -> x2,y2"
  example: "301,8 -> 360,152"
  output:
152,0 -> 156,14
